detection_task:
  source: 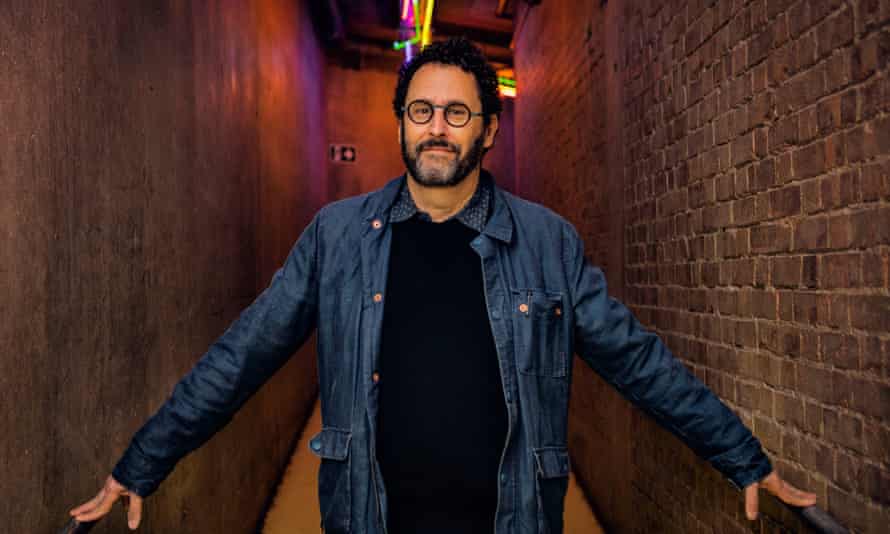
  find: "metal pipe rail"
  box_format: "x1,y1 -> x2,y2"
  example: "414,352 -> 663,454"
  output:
58,503 -> 850,533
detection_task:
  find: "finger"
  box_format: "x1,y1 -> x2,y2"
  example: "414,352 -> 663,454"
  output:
744,481 -> 759,520
127,494 -> 143,530
70,488 -> 106,516
771,478 -> 817,507
73,488 -> 119,522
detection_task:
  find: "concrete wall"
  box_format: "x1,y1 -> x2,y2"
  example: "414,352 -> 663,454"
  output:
514,0 -> 889,533
0,1 -> 325,532
513,1 -> 632,531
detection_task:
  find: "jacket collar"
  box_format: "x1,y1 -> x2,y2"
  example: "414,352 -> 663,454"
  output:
363,169 -> 514,244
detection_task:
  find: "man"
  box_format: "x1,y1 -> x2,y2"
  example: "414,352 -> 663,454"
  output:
71,37 -> 815,533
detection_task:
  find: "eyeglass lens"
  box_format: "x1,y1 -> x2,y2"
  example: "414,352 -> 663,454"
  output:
407,101 -> 472,127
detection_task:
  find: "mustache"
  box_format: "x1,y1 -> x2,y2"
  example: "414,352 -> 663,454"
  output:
417,139 -> 459,153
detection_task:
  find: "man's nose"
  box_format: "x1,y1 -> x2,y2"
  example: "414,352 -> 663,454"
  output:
428,107 -> 449,136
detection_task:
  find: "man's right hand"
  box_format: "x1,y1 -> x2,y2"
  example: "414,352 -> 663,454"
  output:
69,475 -> 143,530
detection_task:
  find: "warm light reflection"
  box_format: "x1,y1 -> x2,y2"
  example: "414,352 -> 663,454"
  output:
499,85 -> 516,98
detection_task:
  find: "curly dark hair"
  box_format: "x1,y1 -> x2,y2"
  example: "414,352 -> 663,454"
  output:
392,37 -> 502,126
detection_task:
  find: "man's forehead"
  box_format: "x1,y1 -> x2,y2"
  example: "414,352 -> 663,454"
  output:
406,63 -> 481,105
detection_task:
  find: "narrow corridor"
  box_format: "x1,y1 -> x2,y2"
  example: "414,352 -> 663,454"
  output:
1,1 -> 888,533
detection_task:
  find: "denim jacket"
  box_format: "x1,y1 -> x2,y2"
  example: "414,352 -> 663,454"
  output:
113,172 -> 772,534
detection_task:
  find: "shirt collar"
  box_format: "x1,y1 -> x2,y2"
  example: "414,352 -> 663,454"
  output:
389,172 -> 492,233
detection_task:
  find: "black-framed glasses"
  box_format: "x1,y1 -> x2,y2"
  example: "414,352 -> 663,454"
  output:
402,99 -> 484,128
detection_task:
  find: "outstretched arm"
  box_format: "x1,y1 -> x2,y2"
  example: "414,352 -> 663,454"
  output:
561,222 -> 815,515
70,209 -> 324,528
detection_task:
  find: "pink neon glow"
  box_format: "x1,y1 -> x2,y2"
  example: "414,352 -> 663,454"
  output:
401,0 -> 410,20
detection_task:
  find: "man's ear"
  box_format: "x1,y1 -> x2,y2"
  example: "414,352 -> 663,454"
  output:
483,114 -> 499,150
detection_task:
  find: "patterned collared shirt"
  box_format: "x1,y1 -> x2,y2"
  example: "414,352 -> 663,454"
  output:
389,174 -> 492,232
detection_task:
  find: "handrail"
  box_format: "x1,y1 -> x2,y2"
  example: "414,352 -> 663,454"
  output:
59,504 -> 848,533
58,518 -> 97,533
794,504 -> 850,534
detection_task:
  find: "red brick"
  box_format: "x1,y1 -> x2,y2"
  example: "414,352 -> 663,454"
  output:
776,151 -> 793,183
804,400 -> 824,435
821,252 -> 862,288
816,6 -> 854,58
841,87 -> 858,125
760,322 -> 801,356
850,206 -> 890,247
793,291 -> 819,324
850,377 -> 890,420
815,293 -> 847,329
852,30 -> 890,82
801,178 -> 823,213
861,74 -> 890,120
835,450 -> 864,493
820,332 -> 859,369
768,114 -> 798,152
864,462 -> 890,507
822,171 -> 860,209
860,160 -> 890,201
851,295 -> 890,332
827,213 -> 853,248
799,362 -> 833,402
862,249 -> 888,288
824,407 -> 864,452
800,438 -> 834,479
751,223 -> 791,253
768,184 -> 801,218
774,391 -> 805,429
770,255 -> 801,287
793,216 -> 828,251
802,254 -> 819,288
731,131 -> 756,167
779,289 -> 795,321
827,484 -> 868,533
846,116 -> 890,163
752,289 -> 778,319
795,140 -> 828,179
826,49 -> 853,96
863,421 -> 890,465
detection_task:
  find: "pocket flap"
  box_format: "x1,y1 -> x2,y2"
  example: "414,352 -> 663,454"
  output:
533,447 -> 571,479
308,427 -> 352,461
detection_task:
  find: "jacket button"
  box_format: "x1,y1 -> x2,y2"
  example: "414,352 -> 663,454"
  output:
373,292 -> 383,303
555,307 -> 562,316
372,371 -> 380,383
310,439 -> 321,452
500,473 -> 507,484
371,219 -> 382,229
518,303 -> 528,313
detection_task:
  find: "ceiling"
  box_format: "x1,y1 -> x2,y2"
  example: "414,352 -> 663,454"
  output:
313,0 -> 520,68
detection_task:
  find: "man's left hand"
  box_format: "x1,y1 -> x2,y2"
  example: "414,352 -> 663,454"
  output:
744,470 -> 817,520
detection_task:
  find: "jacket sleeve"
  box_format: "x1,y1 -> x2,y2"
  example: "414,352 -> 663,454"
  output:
562,222 -> 772,490
111,210 -> 323,497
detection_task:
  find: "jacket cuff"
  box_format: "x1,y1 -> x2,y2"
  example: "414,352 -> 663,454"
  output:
708,434 -> 773,490
111,441 -> 167,498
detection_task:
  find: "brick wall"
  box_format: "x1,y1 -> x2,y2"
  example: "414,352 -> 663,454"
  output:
514,0 -> 889,532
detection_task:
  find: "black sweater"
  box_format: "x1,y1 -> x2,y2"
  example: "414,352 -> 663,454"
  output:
376,216 -> 508,533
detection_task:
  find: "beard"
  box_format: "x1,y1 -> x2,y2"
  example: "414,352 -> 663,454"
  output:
401,126 -> 486,188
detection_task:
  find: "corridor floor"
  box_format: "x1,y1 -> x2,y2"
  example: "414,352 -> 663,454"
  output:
261,400 -> 604,533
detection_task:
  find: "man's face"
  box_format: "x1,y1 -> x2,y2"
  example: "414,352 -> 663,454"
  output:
400,63 -> 498,188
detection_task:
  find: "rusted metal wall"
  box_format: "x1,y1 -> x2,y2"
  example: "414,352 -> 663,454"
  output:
0,1 -> 326,532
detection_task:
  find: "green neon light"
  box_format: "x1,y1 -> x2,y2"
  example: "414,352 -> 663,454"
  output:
497,76 -> 516,88
392,0 -> 432,50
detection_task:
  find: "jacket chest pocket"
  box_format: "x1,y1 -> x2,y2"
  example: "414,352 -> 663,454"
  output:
511,288 -> 568,378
